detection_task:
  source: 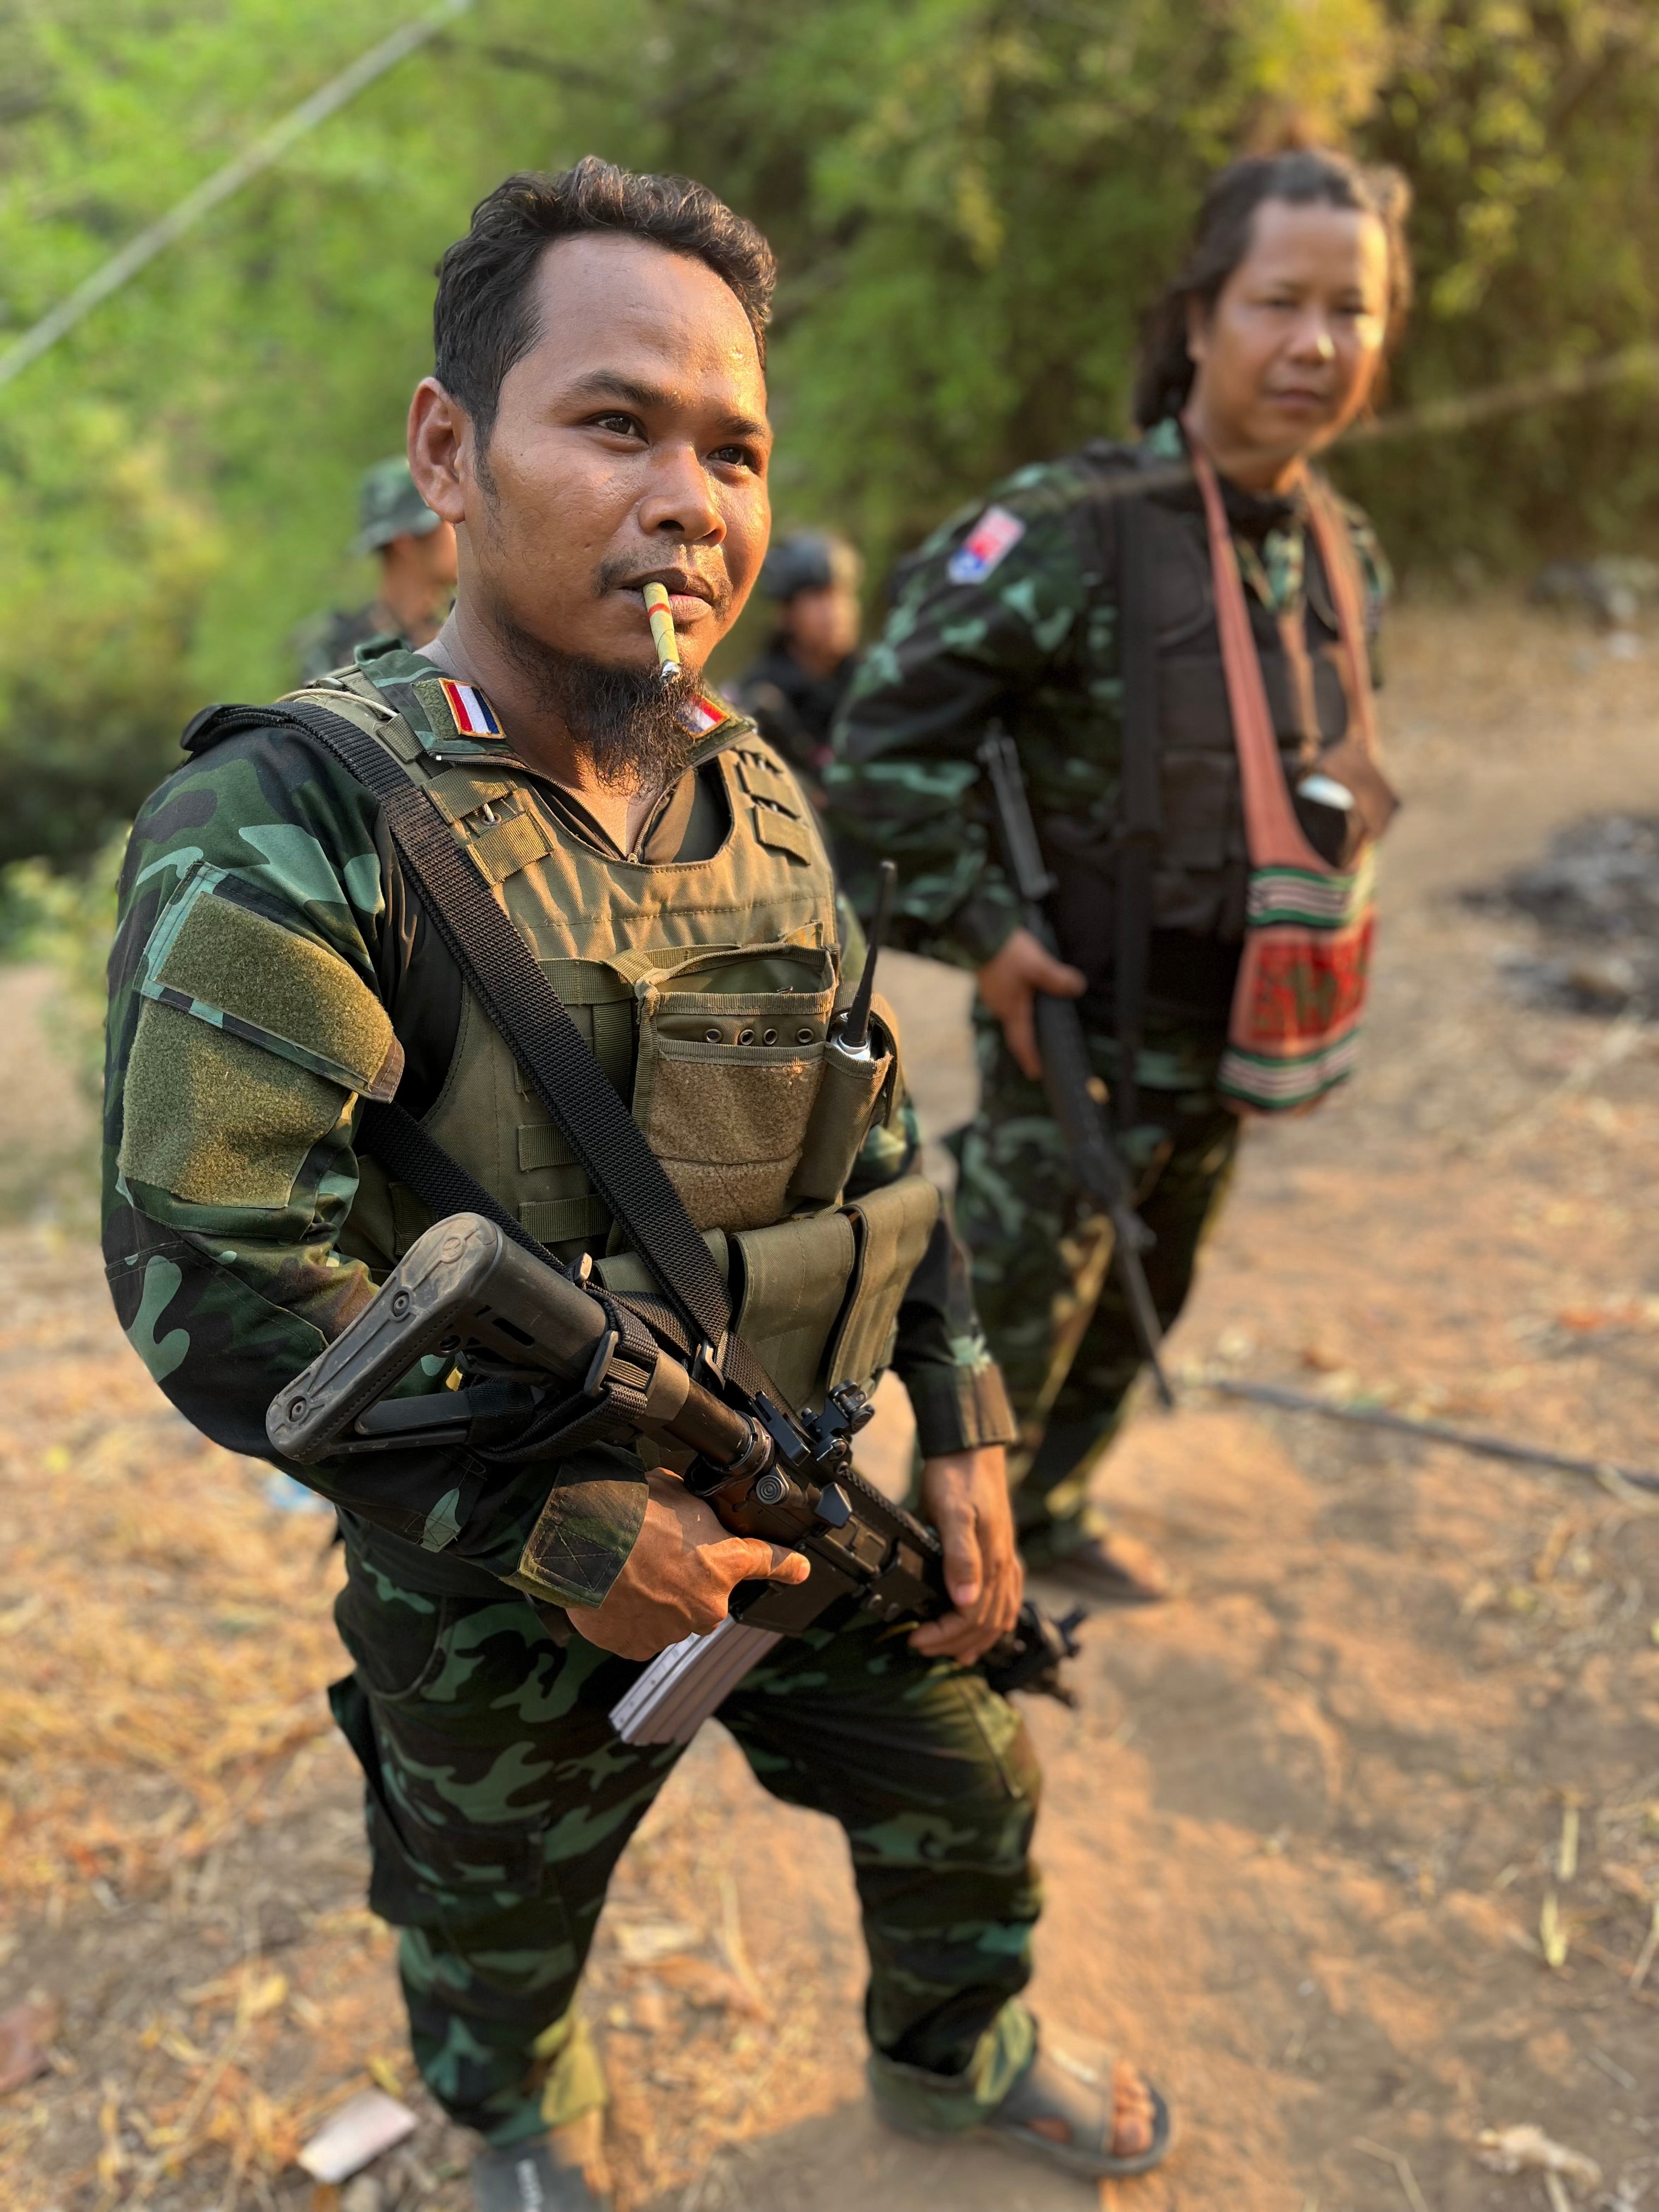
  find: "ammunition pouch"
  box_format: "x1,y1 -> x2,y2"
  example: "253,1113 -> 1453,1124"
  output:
626,940 -> 838,1231
596,1171 -> 939,1416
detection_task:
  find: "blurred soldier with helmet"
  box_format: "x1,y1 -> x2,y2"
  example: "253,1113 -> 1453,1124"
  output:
731,529 -> 863,807
291,456 -> 459,682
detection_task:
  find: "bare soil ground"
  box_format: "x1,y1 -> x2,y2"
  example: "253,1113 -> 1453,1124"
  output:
4,597 -> 1659,2212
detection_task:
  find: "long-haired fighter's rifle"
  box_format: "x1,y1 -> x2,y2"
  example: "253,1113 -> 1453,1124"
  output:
268,1214 -> 1082,1742
977,731 -> 1173,1407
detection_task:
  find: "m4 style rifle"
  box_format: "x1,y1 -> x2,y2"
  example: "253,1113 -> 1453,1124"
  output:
977,731 -> 1173,1407
267,1213 -> 1082,1743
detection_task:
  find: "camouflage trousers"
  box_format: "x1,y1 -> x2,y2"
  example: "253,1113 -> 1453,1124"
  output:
951,1046 -> 1242,1564
329,1527 -> 1043,2148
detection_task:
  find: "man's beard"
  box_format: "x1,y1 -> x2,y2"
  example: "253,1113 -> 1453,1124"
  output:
488,601 -> 699,794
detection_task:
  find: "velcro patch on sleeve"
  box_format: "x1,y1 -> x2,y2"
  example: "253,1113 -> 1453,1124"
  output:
119,998 -> 347,1209
141,872 -> 402,1102
511,1475 -> 649,1609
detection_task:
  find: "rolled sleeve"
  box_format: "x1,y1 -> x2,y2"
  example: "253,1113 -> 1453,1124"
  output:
888,1206 -> 1018,1457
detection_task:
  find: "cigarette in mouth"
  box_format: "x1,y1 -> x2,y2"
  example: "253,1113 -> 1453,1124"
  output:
642,582 -> 681,682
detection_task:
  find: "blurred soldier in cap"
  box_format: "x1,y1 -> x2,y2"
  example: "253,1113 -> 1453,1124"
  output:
292,456 -> 459,682
731,531 -> 862,805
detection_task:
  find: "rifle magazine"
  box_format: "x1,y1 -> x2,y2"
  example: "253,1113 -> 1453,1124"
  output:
609,1617 -> 784,1745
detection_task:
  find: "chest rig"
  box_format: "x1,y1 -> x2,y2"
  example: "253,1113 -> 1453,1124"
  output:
286,657 -> 935,1410
1042,448 -> 1366,1016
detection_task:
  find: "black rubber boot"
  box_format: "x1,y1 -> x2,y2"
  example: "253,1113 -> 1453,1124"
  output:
471,2135 -> 611,2212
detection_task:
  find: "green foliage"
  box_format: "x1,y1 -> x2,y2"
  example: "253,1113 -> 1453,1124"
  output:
2,0 -> 1658,868
0,413 -> 223,863
620,0 -> 1395,559
0,832 -> 126,1104
1341,1 -> 1659,567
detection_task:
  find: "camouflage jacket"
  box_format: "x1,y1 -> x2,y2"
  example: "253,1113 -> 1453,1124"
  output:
101,646 -> 1003,1610
828,419 -> 1390,1092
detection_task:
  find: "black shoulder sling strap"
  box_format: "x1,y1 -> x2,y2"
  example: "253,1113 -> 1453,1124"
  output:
187,698 -> 737,1362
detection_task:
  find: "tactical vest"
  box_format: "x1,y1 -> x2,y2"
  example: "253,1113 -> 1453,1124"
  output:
1042,455 -> 1365,1021
286,660 -> 937,1410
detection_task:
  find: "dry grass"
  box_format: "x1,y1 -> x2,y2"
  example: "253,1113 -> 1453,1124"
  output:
0,1256 -> 376,2207
0,1420 -> 342,1913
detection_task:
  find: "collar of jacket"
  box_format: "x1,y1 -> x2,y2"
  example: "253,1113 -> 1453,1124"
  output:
1141,416 -> 1310,543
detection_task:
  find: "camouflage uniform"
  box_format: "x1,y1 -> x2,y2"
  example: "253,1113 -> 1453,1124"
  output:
334,1523 -> 1040,2146
101,642 -> 1036,2145
291,602 -> 402,687
830,419 -> 1389,1561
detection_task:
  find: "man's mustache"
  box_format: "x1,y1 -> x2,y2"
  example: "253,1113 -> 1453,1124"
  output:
594,554 -> 733,618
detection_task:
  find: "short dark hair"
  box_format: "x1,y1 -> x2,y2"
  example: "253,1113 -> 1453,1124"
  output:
1132,148 -> 1413,430
432,157 -> 776,449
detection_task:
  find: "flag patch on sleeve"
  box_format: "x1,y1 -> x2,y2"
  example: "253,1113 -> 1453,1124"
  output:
437,678 -> 503,738
947,504 -> 1026,585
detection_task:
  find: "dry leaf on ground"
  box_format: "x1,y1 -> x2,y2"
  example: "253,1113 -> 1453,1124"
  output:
612,1918 -> 699,1966
1478,2124 -> 1602,2187
0,1994 -> 61,2095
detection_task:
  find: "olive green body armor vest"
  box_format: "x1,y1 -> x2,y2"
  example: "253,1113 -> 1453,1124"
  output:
288,664 -> 938,1410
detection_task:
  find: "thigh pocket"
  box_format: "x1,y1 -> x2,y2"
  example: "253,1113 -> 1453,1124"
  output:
333,1575 -> 452,1705
329,1672 -> 554,1936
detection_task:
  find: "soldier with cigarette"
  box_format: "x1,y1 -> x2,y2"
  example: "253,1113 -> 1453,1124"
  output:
102,162 -> 1171,2211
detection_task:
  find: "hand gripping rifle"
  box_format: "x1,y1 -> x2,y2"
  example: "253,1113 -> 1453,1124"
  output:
977,731 -> 1173,1407
267,1214 -> 1082,1743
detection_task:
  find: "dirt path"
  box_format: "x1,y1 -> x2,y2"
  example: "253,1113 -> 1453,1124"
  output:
4,599 -> 1659,2211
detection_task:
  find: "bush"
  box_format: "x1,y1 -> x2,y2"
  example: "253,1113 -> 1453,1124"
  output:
0,832 -> 126,1107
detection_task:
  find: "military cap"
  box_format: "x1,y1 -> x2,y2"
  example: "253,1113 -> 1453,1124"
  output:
760,531 -> 863,601
351,458 -> 443,554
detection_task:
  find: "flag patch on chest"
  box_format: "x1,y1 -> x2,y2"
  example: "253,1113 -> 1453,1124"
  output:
679,692 -> 727,736
948,504 -> 1026,585
437,678 -> 503,738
